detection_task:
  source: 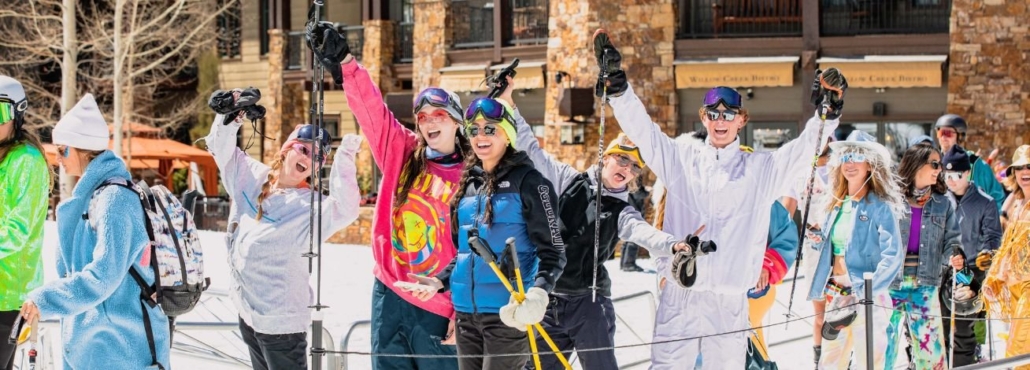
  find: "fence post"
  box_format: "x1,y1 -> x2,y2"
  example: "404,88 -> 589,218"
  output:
863,272 -> 874,370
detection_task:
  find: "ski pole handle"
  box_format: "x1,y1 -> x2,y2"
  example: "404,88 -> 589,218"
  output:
487,58 -> 520,99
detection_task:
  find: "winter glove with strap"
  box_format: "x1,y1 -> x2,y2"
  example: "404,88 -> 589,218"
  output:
592,29 -> 628,98
499,287 -> 549,331
305,21 -> 349,86
810,68 -> 848,120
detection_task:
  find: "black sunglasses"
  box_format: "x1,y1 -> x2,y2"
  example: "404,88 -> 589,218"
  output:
465,124 -> 498,138
927,160 -> 942,170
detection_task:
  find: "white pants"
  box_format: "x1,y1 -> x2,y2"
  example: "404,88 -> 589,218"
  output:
818,292 -> 892,370
650,284 -> 749,370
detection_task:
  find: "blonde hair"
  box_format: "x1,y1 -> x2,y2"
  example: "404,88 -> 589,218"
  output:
825,146 -> 906,218
256,154 -> 284,221
1003,173 -> 1026,201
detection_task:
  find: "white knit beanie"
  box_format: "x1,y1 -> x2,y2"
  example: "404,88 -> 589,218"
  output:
52,93 -> 109,151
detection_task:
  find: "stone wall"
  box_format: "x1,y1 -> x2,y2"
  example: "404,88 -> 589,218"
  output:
327,206 -> 376,244
948,0 -> 1030,156
542,0 -> 679,170
362,19 -> 397,94
412,0 -> 451,92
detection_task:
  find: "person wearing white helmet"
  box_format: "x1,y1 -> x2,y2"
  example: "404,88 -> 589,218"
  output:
0,75 -> 50,370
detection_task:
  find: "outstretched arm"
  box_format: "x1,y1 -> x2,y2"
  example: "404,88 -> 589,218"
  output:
320,134 -> 364,238
617,207 -> 680,258
510,104 -> 581,195
341,59 -> 419,169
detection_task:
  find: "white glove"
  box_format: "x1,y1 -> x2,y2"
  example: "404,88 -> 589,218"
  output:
339,134 -> 363,156
498,287 -> 549,330
954,284 -> 975,301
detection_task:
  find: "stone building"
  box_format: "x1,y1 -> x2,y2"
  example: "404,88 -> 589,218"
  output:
217,0 -> 1029,242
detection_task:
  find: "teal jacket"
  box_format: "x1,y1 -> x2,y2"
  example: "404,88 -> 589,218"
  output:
0,143 -> 47,311
970,155 -> 1004,211
28,151 -> 170,369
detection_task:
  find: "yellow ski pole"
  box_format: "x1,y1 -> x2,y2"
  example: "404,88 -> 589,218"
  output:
468,232 -> 571,369
508,239 -> 546,370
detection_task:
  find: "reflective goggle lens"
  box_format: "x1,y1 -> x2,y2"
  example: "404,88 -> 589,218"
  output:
840,153 -> 867,163
464,123 -> 498,137
702,87 -> 742,109
464,98 -> 507,123
0,101 -> 14,125
704,108 -> 738,122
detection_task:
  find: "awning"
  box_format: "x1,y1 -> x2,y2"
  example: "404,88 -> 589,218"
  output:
674,56 -> 798,89
42,138 -> 220,195
816,55 -> 947,88
489,60 -> 546,89
438,64 -> 488,92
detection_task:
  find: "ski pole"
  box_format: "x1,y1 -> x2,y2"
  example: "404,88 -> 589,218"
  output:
949,250 -> 962,368
785,68 -> 839,325
507,239 -> 545,370
304,2 -> 330,369
469,233 -> 572,369
591,38 -> 611,305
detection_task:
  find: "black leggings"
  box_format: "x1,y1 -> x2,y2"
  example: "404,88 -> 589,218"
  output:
0,311 -> 20,370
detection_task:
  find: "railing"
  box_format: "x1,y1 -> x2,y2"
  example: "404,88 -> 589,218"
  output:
510,0 -> 548,45
678,0 -> 951,39
820,0 -> 951,36
193,196 -> 231,232
395,22 -> 414,63
452,0 -> 496,48
679,0 -> 803,39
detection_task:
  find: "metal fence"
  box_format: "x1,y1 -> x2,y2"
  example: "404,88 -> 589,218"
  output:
679,0 -> 803,39
820,0 -> 951,36
395,22 -> 415,63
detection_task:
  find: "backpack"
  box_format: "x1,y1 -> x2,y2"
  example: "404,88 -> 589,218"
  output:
86,178 -> 209,369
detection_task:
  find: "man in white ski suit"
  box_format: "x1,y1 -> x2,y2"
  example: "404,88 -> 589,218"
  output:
594,30 -> 843,370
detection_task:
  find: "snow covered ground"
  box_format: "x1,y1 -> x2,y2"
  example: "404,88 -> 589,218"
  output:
16,221 -> 1008,369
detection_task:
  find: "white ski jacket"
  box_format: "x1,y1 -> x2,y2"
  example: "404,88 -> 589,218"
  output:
609,84 -> 838,294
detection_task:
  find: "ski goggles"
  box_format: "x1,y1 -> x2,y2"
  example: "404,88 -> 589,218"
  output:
0,99 -> 15,125
702,87 -> 742,109
413,88 -> 462,121
463,97 -> 514,125
839,152 -> 866,163
936,128 -> 958,138
464,123 -> 498,138
703,108 -> 738,122
612,154 -> 643,175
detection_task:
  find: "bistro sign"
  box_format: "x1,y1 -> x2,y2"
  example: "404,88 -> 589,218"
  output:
817,56 -> 947,88
675,58 -> 797,88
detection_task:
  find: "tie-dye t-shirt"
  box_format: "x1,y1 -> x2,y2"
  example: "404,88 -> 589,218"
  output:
389,162 -> 461,279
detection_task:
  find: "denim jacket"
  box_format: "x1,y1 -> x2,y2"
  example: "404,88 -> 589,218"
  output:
892,191 -> 962,288
807,193 -> 905,300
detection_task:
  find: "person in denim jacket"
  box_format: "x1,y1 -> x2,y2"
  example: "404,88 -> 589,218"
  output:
806,130 -> 906,370
884,143 -> 962,369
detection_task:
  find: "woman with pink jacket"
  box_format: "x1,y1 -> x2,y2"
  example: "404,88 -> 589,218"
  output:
308,22 -> 466,369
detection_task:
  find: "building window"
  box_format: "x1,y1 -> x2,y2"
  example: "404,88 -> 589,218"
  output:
217,0 -> 241,58
510,0 -> 547,45
392,0 -> 415,63
259,0 -> 270,55
452,0 -> 495,48
747,123 -> 797,152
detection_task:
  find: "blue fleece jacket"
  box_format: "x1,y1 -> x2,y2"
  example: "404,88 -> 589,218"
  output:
28,151 -> 170,370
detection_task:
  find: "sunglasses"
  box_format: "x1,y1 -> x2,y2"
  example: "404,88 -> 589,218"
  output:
927,160 -> 942,170
0,100 -> 14,125
937,129 -> 957,138
291,143 -> 315,158
1010,165 -> 1030,172
612,154 -> 643,175
840,152 -> 866,163
57,145 -> 70,158
414,88 -> 462,119
702,87 -> 742,109
943,171 -> 965,181
704,108 -> 738,122
416,110 -> 453,123
464,98 -> 513,125
464,123 -> 498,138
293,124 -> 332,161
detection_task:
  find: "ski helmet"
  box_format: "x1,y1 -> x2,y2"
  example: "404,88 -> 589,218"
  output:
0,75 -> 29,131
935,114 -> 967,134
942,278 -> 983,316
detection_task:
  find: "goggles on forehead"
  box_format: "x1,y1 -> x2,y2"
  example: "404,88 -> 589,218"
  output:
464,123 -> 498,138
702,87 -> 742,109
413,88 -> 462,119
464,97 -> 514,125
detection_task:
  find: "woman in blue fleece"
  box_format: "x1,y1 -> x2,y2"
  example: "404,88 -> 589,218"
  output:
18,94 -> 170,369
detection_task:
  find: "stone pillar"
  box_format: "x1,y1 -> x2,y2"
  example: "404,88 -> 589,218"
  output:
413,0 -> 450,92
543,0 -> 679,170
362,19 -> 398,93
264,29 -> 287,165
948,0 -> 1030,155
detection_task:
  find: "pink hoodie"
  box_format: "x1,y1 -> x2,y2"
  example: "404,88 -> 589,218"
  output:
341,61 -> 460,320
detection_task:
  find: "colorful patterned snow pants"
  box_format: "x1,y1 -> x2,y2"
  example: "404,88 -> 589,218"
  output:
885,277 -> 946,370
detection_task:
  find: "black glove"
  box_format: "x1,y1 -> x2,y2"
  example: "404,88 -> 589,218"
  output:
810,68 -> 848,120
592,29 -> 628,98
306,21 -> 348,85
209,87 -> 264,125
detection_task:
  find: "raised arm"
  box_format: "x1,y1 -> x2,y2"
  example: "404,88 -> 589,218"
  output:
205,114 -> 266,198
608,85 -> 689,185
319,134 -> 363,239
509,104 -> 580,194
765,113 -> 838,202
340,60 -> 419,168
